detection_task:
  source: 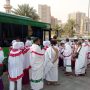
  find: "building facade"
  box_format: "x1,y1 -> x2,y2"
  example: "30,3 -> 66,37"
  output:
68,12 -> 88,36
51,16 -> 58,27
38,4 -> 51,23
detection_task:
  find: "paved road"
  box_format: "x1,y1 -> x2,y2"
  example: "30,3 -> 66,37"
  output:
3,65 -> 90,90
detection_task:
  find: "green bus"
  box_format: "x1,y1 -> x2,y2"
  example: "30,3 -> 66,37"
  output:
0,12 -> 51,56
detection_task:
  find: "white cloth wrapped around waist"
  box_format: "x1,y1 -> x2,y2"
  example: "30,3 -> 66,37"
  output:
44,46 -> 58,75
30,44 -> 44,90
30,51 -> 44,70
30,44 -> 44,70
63,43 -> 72,57
23,47 -> 31,70
63,48 -> 72,57
0,48 -> 4,64
8,50 -> 24,81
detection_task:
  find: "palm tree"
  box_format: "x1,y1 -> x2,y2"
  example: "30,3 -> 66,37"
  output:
53,24 -> 63,37
63,19 -> 76,37
12,4 -> 39,21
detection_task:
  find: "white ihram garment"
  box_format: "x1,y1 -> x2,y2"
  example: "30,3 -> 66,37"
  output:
8,42 -> 23,90
87,42 -> 90,64
8,50 -> 23,81
9,78 -> 22,90
42,40 -> 50,54
75,43 -> 89,75
23,46 -> 31,70
63,42 -> 72,72
0,47 -> 4,64
30,44 -> 44,90
44,46 -> 58,82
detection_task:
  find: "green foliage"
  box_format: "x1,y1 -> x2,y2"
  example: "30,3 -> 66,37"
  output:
52,24 -> 63,37
63,19 -> 75,37
12,4 -> 39,21
53,24 -> 62,31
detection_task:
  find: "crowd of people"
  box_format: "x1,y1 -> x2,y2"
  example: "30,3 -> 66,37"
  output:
0,37 -> 90,90
59,38 -> 90,76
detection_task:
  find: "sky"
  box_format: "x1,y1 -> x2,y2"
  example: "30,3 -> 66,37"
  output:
0,0 -> 89,22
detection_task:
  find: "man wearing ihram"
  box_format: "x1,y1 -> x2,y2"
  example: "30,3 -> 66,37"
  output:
29,37 -> 44,90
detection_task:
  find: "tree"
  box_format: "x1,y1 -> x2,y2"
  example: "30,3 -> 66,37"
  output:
52,24 -> 63,37
63,19 -> 76,37
12,4 -> 39,21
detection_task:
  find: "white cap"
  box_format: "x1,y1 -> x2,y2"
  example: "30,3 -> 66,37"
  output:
19,42 -> 24,49
25,40 -> 32,47
43,41 -> 51,47
13,42 -> 21,49
12,40 -> 16,45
